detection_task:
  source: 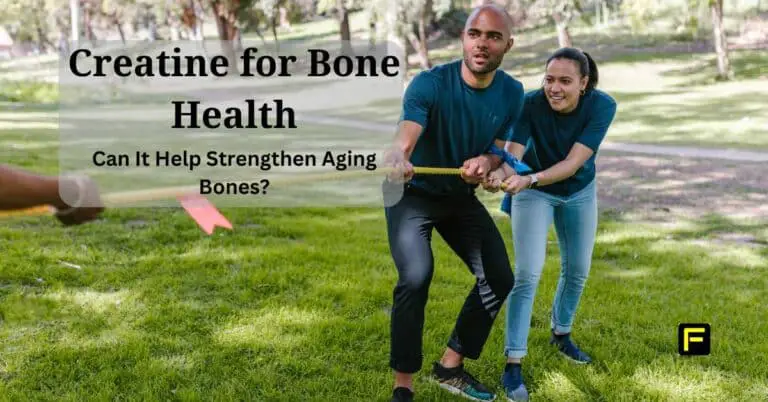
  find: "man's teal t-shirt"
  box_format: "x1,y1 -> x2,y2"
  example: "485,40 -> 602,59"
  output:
510,88 -> 617,197
400,60 -> 525,196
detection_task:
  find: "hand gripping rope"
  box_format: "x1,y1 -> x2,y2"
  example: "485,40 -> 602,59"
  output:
0,145 -> 530,218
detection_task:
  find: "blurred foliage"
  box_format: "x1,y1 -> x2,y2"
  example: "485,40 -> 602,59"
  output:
0,80 -> 59,103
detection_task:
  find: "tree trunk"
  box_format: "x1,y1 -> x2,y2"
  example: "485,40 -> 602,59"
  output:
279,7 -> 291,30
417,22 -> 430,69
181,0 -> 197,39
271,11 -> 280,52
595,0 -> 601,27
194,0 -> 204,40
386,4 -> 409,88
710,0 -> 732,80
181,0 -> 204,40
84,6 -> 93,41
70,0 -> 79,47
113,14 -> 126,44
555,21 -> 572,47
253,24 -> 267,46
34,10 -> 49,53
368,6 -> 377,49
552,4 -> 573,48
211,0 -> 241,76
406,32 -> 430,69
416,0 -> 433,69
337,0 -> 353,55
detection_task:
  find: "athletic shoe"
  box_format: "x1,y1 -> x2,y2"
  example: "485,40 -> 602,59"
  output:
431,361 -> 496,401
550,331 -> 592,364
501,363 -> 529,402
391,386 -> 414,402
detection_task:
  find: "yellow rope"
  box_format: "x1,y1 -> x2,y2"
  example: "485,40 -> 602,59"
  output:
413,167 -> 463,175
0,166 -> 496,218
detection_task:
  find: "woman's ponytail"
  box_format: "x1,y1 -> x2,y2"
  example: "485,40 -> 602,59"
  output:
582,51 -> 598,92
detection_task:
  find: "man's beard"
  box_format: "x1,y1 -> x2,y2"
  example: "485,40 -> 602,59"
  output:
463,53 -> 502,74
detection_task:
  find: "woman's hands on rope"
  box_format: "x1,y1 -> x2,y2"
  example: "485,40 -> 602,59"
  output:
483,164 -> 533,195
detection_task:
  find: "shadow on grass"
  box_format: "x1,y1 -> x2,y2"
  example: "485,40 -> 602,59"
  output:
1,201 -> 766,400
506,206 -> 768,399
424,28 -> 719,73
609,89 -> 689,104
0,206 -> 394,399
593,154 -> 768,219
661,49 -> 768,86
612,89 -> 764,126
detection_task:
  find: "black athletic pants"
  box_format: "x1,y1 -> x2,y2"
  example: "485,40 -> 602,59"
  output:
385,184 -> 515,373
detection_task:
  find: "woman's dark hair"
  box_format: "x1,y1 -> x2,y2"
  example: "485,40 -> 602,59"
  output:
545,47 -> 599,93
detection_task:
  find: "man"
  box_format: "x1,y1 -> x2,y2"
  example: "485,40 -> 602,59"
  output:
383,4 -> 525,402
0,164 -> 104,225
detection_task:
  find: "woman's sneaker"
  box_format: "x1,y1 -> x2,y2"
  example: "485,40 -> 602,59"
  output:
501,363 -> 529,402
431,361 -> 496,401
550,331 -> 592,364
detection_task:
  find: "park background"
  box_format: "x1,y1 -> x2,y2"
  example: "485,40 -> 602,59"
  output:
1,0 -> 767,400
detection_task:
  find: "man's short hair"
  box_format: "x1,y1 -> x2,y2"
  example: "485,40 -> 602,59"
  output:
464,3 -> 515,36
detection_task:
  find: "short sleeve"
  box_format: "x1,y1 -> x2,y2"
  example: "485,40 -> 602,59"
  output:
509,98 -> 532,146
399,72 -> 436,127
576,93 -> 617,152
496,81 -> 526,141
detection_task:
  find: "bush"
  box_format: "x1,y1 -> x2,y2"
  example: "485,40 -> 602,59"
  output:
434,8 -> 470,38
0,80 -> 59,104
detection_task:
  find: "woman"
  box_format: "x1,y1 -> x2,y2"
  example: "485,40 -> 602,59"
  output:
484,47 -> 617,401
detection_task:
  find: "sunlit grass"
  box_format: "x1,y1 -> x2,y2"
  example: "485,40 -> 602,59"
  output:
1,15 -> 767,399
0,150 -> 766,399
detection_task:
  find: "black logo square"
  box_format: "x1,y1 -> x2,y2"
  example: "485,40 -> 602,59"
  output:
678,323 -> 710,356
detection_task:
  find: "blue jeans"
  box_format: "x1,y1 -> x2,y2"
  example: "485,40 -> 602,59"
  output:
503,179 -> 598,359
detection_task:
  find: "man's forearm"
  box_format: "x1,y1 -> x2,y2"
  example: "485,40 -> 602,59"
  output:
0,165 -> 68,210
483,153 -> 503,171
394,138 -> 416,160
391,121 -> 423,161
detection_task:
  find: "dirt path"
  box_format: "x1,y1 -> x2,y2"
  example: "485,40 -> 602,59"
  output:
595,152 -> 768,223
297,113 -> 768,223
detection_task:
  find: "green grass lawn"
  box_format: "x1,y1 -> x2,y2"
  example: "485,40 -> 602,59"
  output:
2,14 -> 768,399
2,108 -> 768,400
1,189 -> 767,401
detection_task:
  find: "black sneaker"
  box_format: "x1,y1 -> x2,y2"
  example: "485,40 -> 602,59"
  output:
550,331 -> 592,364
431,362 -> 496,401
391,387 -> 414,402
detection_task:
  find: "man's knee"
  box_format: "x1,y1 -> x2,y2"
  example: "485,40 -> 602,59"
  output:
396,264 -> 433,294
480,247 -> 515,293
478,267 -> 515,302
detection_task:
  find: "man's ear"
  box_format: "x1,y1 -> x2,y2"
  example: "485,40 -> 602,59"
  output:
505,37 -> 514,52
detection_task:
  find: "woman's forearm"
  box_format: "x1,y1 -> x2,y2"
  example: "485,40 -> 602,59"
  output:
505,141 -> 526,161
533,144 -> 595,187
532,160 -> 580,187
